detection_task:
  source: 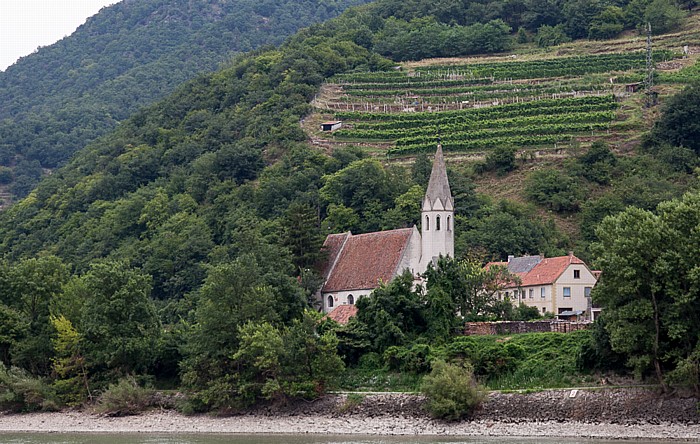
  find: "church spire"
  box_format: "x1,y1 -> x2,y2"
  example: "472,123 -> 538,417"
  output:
423,143 -> 453,211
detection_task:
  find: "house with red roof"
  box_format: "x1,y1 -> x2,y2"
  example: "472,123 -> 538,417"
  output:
487,253 -> 600,321
319,144 -> 454,314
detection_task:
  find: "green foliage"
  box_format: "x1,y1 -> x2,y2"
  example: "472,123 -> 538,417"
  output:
77,261 -> 161,378
0,0 -> 372,197
574,141 -> 618,185
355,271 -> 426,352
589,6 -> 625,39
95,377 -> 155,416
476,146 -> 517,175
535,24 -> 571,47
650,82 -> 700,155
421,360 -> 486,421
383,343 -> 433,373
526,168 -> 581,212
50,315 -> 90,406
644,0 -> 684,34
0,362 -> 55,412
593,192 -> 700,390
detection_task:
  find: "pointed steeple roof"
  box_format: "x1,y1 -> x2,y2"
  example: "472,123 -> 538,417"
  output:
423,143 -> 453,211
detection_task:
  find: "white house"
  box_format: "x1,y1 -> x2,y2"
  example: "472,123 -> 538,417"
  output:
318,144 -> 453,313
488,253 -> 600,321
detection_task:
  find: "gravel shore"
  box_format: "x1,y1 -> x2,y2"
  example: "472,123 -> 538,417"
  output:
1,389 -> 698,441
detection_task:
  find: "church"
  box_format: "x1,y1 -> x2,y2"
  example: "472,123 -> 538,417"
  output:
319,144 -> 454,314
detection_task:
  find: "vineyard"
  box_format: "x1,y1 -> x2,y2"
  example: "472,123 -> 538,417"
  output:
312,50 -> 691,158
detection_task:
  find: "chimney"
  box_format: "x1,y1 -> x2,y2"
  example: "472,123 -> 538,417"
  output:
507,255 -> 514,263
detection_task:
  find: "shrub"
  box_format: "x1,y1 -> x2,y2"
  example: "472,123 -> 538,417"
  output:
525,168 -> 581,212
475,146 -> 517,175
95,377 -> 155,416
383,344 -> 432,373
0,363 -> 55,412
421,360 -> 486,421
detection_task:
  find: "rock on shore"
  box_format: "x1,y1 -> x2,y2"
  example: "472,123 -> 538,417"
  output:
1,388 -> 699,440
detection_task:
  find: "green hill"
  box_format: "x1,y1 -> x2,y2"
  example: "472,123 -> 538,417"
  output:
0,0 -> 699,410
0,0 -> 371,201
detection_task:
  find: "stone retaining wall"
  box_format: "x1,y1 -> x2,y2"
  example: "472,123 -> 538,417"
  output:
464,321 -> 591,336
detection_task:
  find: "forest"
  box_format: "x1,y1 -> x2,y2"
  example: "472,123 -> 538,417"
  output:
0,0 -> 372,199
0,0 -> 699,416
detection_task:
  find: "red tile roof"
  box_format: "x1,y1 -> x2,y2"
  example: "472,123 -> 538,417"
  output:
319,232 -> 350,280
520,255 -> 586,286
326,304 -> 358,325
321,228 -> 414,292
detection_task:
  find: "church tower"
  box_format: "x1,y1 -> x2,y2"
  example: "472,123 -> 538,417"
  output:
420,143 -> 454,271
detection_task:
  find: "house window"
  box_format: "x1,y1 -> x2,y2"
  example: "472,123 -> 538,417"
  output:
436,215 -> 441,231
542,307 -> 546,313
585,287 -> 592,298
327,295 -> 334,308
347,294 -> 354,305
541,287 -> 545,298
574,269 -> 580,279
563,287 -> 571,297
425,216 -> 429,231
529,289 -> 534,299
447,216 -> 451,231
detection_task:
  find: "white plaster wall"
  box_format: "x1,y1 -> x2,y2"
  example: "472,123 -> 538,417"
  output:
420,211 -> 454,271
321,289 -> 372,313
553,264 -> 597,314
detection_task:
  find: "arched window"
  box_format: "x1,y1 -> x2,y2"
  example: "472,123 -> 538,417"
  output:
327,295 -> 334,308
436,215 -> 441,231
447,216 -> 451,231
347,294 -> 354,305
425,215 -> 430,231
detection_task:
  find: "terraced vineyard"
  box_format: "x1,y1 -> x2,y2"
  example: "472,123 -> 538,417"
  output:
314,50 -> 691,157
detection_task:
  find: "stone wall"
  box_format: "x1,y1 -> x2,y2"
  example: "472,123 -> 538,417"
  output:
464,320 -> 591,336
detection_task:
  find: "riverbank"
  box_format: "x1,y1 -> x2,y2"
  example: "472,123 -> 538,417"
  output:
1,389 -> 699,441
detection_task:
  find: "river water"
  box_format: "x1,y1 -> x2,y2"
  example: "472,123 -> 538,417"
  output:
0,435 -> 673,444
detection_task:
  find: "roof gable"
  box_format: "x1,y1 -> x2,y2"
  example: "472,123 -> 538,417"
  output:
321,228 -> 414,292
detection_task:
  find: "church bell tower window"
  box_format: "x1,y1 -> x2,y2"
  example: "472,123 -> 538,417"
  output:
436,215 -> 441,231
425,215 -> 429,230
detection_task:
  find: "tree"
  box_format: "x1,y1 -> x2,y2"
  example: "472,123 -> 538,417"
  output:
593,192 -> 700,391
650,82 -> 700,155
535,24 -> 571,47
644,0 -> 684,34
5,256 -> 69,375
424,256 -> 521,321
78,261 -> 160,378
282,201 -> 325,269
355,271 -> 426,352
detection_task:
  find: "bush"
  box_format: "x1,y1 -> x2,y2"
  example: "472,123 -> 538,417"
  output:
421,360 -> 486,421
535,24 -> 571,48
475,146 -> 517,175
525,168 -> 581,212
0,363 -> 55,412
383,344 -> 432,373
95,377 -> 155,416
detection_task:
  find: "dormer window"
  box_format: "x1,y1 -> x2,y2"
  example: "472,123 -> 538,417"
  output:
436,215 -> 441,231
